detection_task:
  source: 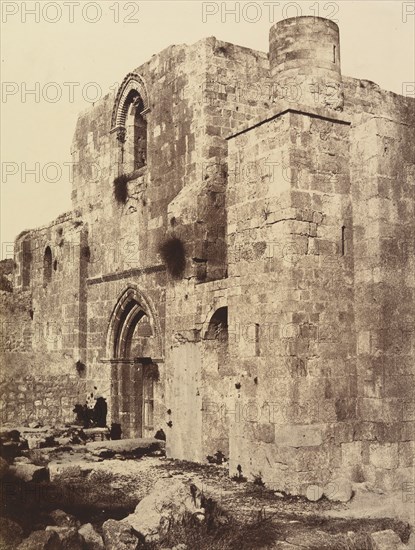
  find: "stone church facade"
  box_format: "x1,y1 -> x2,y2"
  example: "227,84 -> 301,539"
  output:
1,16 -> 414,495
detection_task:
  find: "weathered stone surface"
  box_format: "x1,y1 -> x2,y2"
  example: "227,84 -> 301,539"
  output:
369,443 -> 399,469
286,530 -> 343,549
102,519 -> 142,550
86,438 -> 164,458
0,517 -> 24,549
9,463 -> 49,482
370,529 -> 404,550
305,484 -> 323,502
274,425 -> 323,447
17,530 -> 61,550
78,523 -> 104,550
123,478 -> 204,540
45,527 -> 83,550
323,477 -> 353,502
14,456 -> 31,464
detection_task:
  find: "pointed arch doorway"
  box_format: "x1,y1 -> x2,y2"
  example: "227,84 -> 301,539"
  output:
107,287 -> 162,439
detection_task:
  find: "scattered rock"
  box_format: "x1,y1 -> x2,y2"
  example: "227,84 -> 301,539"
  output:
323,477 -> 353,502
102,519 -> 143,550
370,529 -> 405,550
0,517 -> 24,548
9,463 -> 49,482
14,456 -> 32,464
306,484 -> 323,502
45,527 -> 83,549
28,422 -> 42,429
48,509 -> 80,529
56,437 -> 72,447
78,523 -> 104,550
86,438 -> 165,459
123,478 -> 204,541
17,529 -> 62,550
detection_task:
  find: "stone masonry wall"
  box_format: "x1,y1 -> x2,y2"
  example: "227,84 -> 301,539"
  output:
225,106 -> 353,495
0,288 -> 82,426
349,108 -> 414,490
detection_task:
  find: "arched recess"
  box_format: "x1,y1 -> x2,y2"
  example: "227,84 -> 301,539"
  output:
106,285 -> 163,360
201,300 -> 229,340
204,306 -> 228,342
200,303 -> 230,460
105,286 -> 163,439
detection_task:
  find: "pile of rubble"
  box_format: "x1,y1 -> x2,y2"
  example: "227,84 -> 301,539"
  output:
0,477 -> 204,550
0,424 -> 413,550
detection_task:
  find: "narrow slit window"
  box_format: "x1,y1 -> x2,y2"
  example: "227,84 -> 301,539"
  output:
43,246 -> 52,284
341,226 -> 346,256
333,45 -> 336,63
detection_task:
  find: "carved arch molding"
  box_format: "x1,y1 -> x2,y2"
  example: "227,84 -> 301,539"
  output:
110,73 -> 150,141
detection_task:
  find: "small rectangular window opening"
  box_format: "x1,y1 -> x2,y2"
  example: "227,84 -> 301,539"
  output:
333,45 -> 336,63
255,323 -> 260,356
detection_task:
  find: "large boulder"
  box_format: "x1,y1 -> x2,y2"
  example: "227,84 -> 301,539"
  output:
0,517 -> 24,549
323,477 -> 353,502
122,478 -> 204,541
45,527 -> 83,550
78,523 -> 104,550
370,530 -> 406,550
102,519 -> 143,550
9,463 -> 49,482
305,484 -> 323,502
86,438 -> 164,459
17,530 -> 62,550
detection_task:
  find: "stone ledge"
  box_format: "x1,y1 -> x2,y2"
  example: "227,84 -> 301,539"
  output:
226,101 -> 351,140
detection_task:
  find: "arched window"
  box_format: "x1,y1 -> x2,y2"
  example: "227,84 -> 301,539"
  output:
124,91 -> 147,172
43,246 -> 52,285
111,73 -> 150,175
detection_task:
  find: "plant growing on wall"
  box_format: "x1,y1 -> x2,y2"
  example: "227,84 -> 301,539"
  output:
158,236 -> 186,279
113,174 -> 130,204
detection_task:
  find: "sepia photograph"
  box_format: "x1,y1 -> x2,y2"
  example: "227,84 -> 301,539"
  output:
1,1 -> 414,548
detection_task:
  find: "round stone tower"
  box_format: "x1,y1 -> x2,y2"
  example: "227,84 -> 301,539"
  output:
269,16 -> 343,110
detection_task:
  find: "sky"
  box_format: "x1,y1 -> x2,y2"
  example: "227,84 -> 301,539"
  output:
1,0 -> 414,258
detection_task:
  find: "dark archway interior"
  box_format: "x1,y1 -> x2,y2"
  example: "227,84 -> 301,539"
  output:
205,306 -> 228,342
